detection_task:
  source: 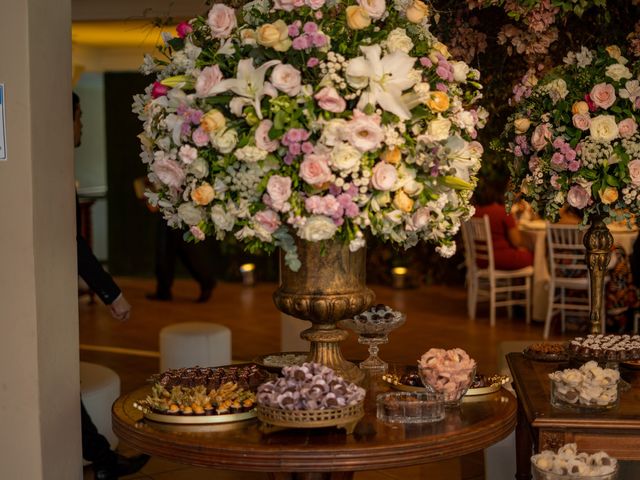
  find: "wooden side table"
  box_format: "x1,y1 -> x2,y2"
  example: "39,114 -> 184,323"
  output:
507,353 -> 640,480
113,378 -> 517,479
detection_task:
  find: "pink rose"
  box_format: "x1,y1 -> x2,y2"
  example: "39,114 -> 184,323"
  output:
305,195 -> 323,213
300,154 -> 332,186
567,185 -> 590,209
151,82 -> 168,99
152,158 -> 186,189
176,21 -> 193,38
305,0 -> 326,9
590,83 -> 616,109
314,87 -> 346,113
195,65 -> 223,97
618,118 -> 638,139
265,175 -> 292,211
192,127 -> 210,147
346,110 -> 384,152
190,226 -> 205,241
371,162 -> 398,191
178,144 -> 198,164
270,64 -> 302,96
572,113 -> 591,131
411,207 -> 431,230
628,160 -> 640,186
357,0 -> 386,19
273,0 -> 303,11
530,123 -> 552,151
255,120 -> 279,152
550,174 -> 561,190
207,4 -> 237,39
255,209 -> 281,234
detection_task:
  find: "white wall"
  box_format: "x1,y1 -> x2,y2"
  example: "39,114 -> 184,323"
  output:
0,0 -> 81,477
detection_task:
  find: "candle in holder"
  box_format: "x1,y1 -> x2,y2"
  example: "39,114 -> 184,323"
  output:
391,267 -> 408,289
239,263 -> 256,286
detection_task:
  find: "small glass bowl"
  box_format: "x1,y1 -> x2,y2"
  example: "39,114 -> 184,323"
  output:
549,379 -> 619,412
532,463 -> 618,480
418,365 -> 476,406
376,392 -> 445,424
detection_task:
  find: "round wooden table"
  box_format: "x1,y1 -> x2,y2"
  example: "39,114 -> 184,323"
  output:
113,378 -> 517,480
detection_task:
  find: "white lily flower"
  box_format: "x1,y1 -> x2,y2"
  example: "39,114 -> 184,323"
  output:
207,58 -> 281,119
346,45 -> 417,120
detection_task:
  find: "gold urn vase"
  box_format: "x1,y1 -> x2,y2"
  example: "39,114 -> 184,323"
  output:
273,238 -> 375,383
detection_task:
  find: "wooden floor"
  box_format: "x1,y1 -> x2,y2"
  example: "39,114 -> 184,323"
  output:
80,276 -> 560,480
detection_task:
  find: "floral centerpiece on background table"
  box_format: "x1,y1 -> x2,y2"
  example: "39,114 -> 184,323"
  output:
504,45 -> 640,225
133,0 -> 486,271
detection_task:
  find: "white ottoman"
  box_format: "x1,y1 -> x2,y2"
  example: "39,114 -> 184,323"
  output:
80,362 -> 120,450
160,322 -> 232,371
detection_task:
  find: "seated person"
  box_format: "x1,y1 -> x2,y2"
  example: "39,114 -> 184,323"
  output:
473,176 -> 533,270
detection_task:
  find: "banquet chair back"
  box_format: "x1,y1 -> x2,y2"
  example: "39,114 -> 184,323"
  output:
544,224 -> 597,338
462,215 -> 533,326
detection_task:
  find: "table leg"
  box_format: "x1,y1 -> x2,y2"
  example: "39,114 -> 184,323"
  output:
268,472 -> 354,480
515,400 -> 532,480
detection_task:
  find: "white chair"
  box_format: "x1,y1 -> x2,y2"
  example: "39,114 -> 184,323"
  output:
80,362 -> 120,450
544,224 -> 601,339
462,215 -> 533,326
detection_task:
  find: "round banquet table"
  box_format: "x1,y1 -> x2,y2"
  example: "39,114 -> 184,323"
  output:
112,378 -> 517,479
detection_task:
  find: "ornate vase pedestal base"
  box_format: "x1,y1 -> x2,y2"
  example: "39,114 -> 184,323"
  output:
584,216 -> 613,334
302,325 -> 364,384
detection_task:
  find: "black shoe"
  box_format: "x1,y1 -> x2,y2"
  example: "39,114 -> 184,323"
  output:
195,286 -> 213,303
94,453 -> 150,479
146,292 -> 172,301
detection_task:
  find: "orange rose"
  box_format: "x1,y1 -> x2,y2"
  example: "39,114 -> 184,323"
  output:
346,6 -> 371,30
381,147 -> 401,165
600,187 -> 618,205
393,190 -> 414,212
200,109 -> 226,133
426,91 -> 450,112
572,101 -> 589,115
191,183 -> 215,205
406,0 -> 429,23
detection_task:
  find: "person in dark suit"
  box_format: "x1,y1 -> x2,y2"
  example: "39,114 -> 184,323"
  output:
74,92 -> 148,479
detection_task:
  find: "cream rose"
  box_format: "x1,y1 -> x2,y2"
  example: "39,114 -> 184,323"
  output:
256,20 -> 291,52
546,78 -> 568,104
514,118 -> 531,134
618,118 -> 638,139
330,143 -> 361,172
270,64 -> 301,96
210,205 -> 234,231
300,154 -> 332,186
357,0 -> 385,19
320,119 -> 347,146
629,160 -> 640,185
200,109 -> 226,133
451,61 -> 470,83
346,5 -> 371,30
567,184 -> 590,209
384,28 -> 414,54
606,45 -> 623,61
188,158 -> 209,179
207,4 -> 237,39
605,64 -> 632,82
572,113 -> 591,131
240,28 -> 256,45
590,83 -> 616,109
153,158 -> 185,189
177,203 -> 204,226
299,215 -> 338,241
393,190 -> 414,212
211,129 -> 238,153
371,162 -> 398,191
600,187 -> 619,205
191,183 -> 215,205
406,0 -> 429,23
589,115 -> 619,142
572,101 -> 589,115
411,207 -> 431,230
426,116 -> 451,141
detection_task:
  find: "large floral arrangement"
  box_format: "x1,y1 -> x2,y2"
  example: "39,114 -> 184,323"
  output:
505,45 -> 640,224
133,0 -> 486,270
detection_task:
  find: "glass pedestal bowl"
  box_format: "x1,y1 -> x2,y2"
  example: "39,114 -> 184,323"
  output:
418,365 -> 476,407
338,306 -> 405,375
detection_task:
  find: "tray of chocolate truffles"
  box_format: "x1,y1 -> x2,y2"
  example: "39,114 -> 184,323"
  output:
567,334 -> 640,363
523,342 -> 569,362
134,364 -> 272,424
